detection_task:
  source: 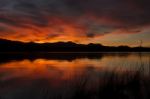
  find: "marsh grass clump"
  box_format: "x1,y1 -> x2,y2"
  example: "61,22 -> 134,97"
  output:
69,64 -> 150,99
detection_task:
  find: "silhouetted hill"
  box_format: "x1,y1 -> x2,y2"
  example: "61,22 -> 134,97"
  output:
0,39 -> 149,52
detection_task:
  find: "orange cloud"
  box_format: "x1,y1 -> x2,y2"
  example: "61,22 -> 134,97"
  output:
0,0 -> 150,46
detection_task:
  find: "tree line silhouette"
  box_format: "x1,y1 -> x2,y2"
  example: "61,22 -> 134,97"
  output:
0,38 -> 149,52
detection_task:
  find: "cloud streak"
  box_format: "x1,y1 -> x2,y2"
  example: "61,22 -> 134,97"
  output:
0,0 -> 150,45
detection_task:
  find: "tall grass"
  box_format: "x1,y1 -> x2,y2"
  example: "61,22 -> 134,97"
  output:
67,59 -> 150,99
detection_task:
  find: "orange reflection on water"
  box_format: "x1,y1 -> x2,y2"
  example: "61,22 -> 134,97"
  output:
0,59 -> 101,82
0,53 -> 149,82
0,53 -> 150,99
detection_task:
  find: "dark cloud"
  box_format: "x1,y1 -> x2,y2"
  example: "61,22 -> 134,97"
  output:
86,33 -> 95,38
0,0 -> 149,40
1,0 -> 150,28
0,26 -> 15,34
0,14 -> 48,29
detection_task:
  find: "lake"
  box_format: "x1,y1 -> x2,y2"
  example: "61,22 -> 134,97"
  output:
0,53 -> 150,99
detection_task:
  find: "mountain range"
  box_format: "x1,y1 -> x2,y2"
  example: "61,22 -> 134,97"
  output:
0,39 -> 149,52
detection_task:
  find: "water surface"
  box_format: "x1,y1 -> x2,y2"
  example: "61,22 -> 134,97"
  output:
0,53 -> 150,99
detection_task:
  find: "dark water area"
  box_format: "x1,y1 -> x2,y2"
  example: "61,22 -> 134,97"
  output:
0,52 -> 150,99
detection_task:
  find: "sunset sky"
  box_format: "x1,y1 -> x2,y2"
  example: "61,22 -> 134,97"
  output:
0,0 -> 150,47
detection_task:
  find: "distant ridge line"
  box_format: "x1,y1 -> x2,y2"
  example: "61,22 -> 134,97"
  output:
0,38 -> 149,52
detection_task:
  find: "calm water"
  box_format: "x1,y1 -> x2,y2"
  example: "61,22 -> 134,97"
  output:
0,53 -> 150,99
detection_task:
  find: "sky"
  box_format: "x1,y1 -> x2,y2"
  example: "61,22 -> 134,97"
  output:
0,0 -> 150,47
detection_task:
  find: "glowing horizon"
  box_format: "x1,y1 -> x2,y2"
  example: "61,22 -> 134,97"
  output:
0,0 -> 150,47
